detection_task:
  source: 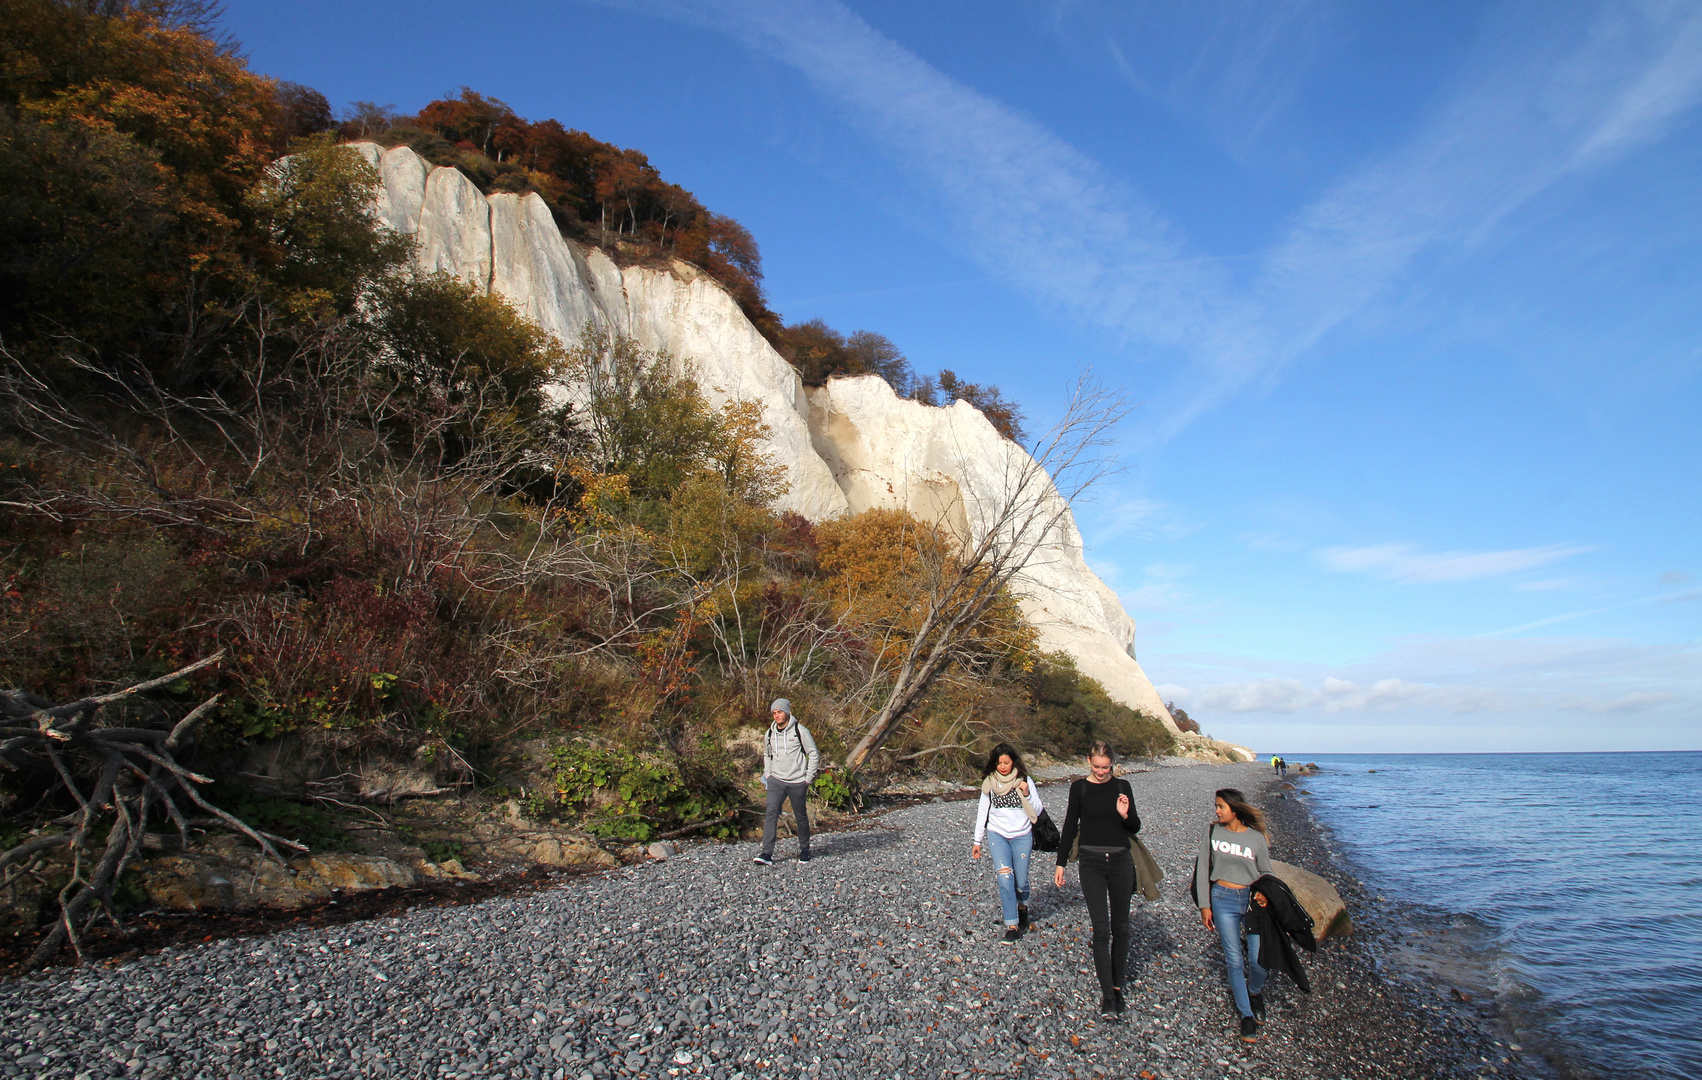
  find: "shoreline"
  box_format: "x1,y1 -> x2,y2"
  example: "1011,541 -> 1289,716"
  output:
1253,768 -> 1542,1079
0,760 -> 1531,1080
1272,766 -> 1598,1080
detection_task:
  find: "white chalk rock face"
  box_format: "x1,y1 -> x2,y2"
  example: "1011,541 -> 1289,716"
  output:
344,142 -> 1172,726
346,142 -> 390,225
488,192 -> 609,347
618,261 -> 846,521
806,376 -> 1174,725
378,146 -> 429,235
415,166 -> 492,287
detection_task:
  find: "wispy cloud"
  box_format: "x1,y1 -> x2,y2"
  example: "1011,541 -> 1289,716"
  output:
1316,541 -> 1595,584
1559,690 -> 1676,713
601,0 -> 1702,440
1089,0 -> 1334,164
1084,496 -> 1199,543
1514,577 -> 1592,593
1167,673 -> 1682,718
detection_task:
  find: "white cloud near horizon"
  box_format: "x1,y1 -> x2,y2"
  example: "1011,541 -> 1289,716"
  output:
1316,541 -> 1595,584
1158,675 -> 1502,716
596,0 -> 1702,441
1155,635 -> 1701,749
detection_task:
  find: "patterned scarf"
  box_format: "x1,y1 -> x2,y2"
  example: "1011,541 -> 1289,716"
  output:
981,770 -> 1037,822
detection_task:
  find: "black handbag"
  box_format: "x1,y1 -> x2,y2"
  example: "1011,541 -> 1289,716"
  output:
1030,809 -> 1061,852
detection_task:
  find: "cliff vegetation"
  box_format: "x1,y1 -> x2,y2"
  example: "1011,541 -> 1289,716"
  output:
0,0 -> 1169,906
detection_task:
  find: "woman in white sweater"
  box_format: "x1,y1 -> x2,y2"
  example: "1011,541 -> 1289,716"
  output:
970,742 -> 1046,944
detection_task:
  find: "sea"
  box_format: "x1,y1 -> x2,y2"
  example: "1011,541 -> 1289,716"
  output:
1276,751 -> 1701,1080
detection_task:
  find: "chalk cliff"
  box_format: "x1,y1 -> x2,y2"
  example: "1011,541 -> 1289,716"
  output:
348,143 -> 1235,753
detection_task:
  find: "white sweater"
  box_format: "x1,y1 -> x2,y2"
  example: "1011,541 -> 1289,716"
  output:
973,778 -> 1046,843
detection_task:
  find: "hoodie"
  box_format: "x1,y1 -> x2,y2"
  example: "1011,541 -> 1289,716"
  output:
763,715 -> 819,785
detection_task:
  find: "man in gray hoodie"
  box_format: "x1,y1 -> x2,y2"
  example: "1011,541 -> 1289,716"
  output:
754,698 -> 819,866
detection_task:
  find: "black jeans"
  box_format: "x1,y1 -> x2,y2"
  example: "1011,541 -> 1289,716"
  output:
1078,847 -> 1135,993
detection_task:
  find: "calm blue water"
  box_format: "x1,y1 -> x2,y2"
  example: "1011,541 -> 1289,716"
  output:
1280,751 -> 1701,1080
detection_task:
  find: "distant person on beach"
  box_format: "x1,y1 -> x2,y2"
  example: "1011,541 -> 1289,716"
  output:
1278,757 -> 1287,777
753,699 -> 818,866
1271,754 -> 1281,774
1054,741 -> 1142,1017
1193,788 -> 1274,1043
971,742 -> 1046,944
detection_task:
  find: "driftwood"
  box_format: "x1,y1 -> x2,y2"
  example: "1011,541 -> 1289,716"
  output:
0,652 -> 306,968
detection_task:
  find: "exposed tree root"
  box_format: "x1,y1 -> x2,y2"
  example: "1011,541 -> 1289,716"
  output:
0,652 -> 307,969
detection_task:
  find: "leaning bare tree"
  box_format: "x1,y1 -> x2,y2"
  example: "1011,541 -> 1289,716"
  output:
842,376 -> 1130,772
0,652 -> 306,969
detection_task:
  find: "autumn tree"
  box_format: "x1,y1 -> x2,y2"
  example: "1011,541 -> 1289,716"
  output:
248,135 -> 414,317
777,320 -> 916,392
341,100 -> 398,139
937,369 -> 1027,443
374,269 -> 567,424
273,80 -> 333,147
841,376 -> 1128,772
563,327 -> 785,508
846,330 -> 914,394
415,87 -> 515,159
0,0 -> 279,363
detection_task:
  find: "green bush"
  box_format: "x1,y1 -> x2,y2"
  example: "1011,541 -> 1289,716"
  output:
420,838 -> 465,865
810,767 -> 861,812
1027,652 -> 1174,760
547,743 -> 744,842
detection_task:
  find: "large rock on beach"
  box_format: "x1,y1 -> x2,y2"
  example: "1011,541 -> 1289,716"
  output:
493,835 -> 617,871
1273,858 -> 1352,939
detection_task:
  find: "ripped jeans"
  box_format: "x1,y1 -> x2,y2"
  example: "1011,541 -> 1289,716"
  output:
985,830 -> 1032,926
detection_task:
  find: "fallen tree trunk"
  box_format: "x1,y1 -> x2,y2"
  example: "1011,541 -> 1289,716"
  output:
0,652 -> 307,969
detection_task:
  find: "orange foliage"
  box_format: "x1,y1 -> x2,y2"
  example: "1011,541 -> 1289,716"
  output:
2,0 -> 277,248
815,508 -> 950,635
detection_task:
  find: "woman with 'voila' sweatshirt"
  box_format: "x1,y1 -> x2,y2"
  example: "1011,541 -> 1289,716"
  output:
1192,787 -> 1274,1043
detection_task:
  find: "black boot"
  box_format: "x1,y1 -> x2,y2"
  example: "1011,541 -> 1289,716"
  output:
1111,988 -> 1126,1015
1249,992 -> 1265,1021
1098,992 -> 1117,1017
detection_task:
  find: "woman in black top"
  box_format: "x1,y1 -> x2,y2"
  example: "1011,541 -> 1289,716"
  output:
1053,741 -> 1142,1017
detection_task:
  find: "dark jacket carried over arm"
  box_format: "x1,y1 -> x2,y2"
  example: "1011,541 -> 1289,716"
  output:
1246,873 -> 1317,993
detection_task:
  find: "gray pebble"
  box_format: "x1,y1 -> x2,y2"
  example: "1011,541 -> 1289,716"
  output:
0,762 -> 1510,1079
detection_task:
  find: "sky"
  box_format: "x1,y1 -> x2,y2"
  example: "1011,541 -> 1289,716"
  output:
220,0 -> 1701,753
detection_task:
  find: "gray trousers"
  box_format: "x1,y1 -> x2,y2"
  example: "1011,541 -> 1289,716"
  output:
761,780 -> 810,857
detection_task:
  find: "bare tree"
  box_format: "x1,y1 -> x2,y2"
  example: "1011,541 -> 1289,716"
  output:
842,376 -> 1129,772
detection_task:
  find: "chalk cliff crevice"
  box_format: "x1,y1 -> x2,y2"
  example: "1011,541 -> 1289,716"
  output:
350,142 -> 1242,754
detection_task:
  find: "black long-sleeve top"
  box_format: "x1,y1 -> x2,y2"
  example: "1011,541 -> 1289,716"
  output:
1056,777 -> 1141,867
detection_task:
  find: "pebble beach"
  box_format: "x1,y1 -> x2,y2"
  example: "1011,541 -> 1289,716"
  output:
0,762 -> 1515,1080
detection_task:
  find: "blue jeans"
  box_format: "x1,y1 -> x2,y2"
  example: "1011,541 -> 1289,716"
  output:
985,830 -> 1032,926
1210,882 -> 1266,1018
